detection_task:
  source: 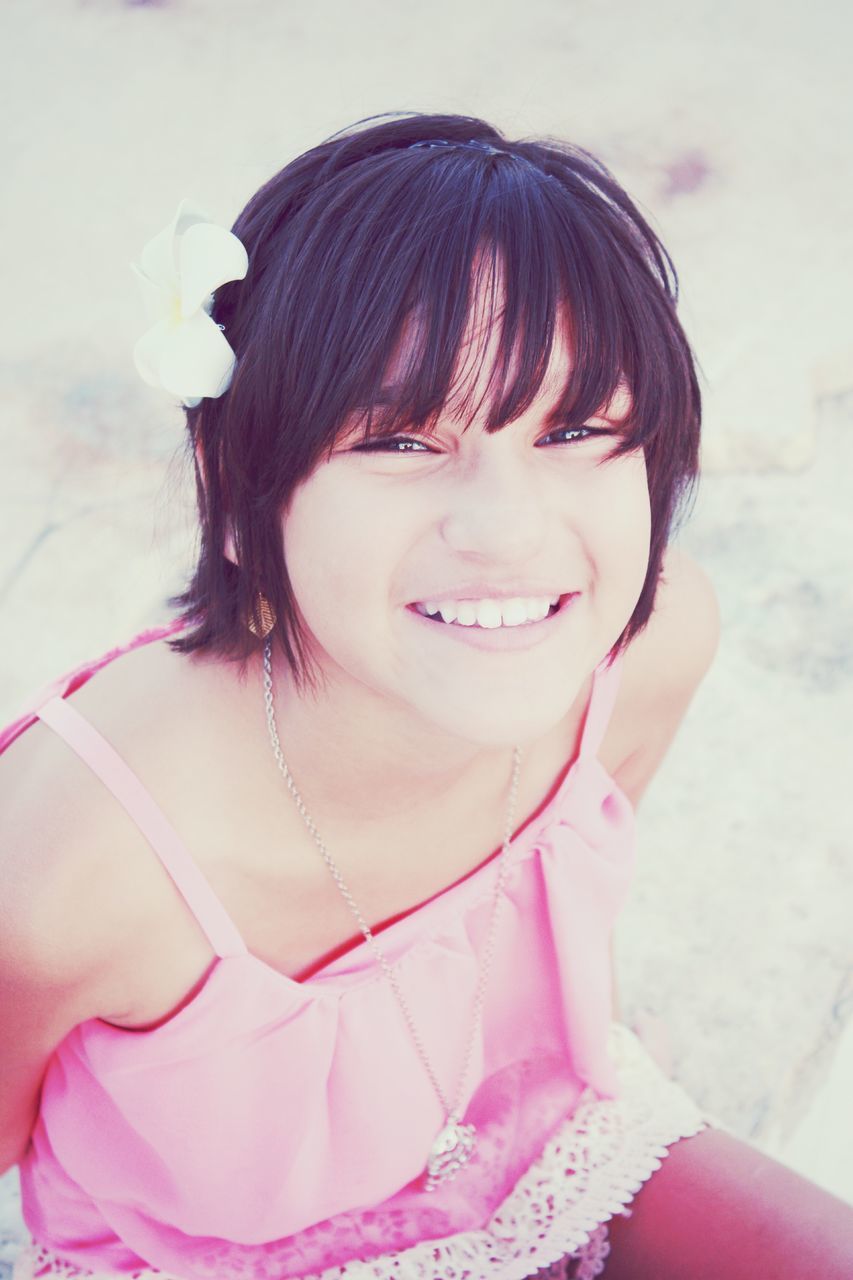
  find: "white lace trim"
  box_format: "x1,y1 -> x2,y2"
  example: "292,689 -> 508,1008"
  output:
12,1023 -> 722,1280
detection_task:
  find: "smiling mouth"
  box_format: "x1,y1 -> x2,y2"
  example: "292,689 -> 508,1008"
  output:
409,592 -> 579,629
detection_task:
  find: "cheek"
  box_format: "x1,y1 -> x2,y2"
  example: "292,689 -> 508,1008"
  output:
281,476 -> 396,637
281,484 -> 338,630
594,455 -> 651,590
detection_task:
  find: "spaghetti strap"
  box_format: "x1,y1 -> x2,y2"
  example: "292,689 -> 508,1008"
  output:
35,695 -> 248,960
578,650 -> 623,761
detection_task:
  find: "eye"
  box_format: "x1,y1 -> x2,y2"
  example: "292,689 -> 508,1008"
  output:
350,436 -> 433,454
537,425 -> 609,447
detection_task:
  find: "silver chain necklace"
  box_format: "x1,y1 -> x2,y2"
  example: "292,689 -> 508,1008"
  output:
262,639 -> 522,1192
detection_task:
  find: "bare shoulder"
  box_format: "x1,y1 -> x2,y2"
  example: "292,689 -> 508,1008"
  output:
0,650 -> 197,1172
2,725 -> 152,1025
609,546 -> 721,807
0,639 -> 214,1019
629,544 -> 721,697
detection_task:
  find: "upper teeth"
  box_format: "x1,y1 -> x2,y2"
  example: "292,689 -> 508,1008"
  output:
415,595 -> 561,628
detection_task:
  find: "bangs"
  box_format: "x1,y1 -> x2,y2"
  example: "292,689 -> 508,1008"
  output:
335,245 -> 639,468
338,180 -> 645,460
246,144 -> 681,478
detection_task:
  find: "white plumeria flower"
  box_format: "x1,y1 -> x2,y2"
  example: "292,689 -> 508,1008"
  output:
130,197 -> 249,408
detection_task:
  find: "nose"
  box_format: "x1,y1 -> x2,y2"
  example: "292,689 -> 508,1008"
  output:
439,446 -> 548,562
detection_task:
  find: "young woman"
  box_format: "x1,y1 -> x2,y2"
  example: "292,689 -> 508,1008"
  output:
2,112 -> 852,1280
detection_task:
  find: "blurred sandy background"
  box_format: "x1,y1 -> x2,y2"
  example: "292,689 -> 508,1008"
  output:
1,0 -> 852,1262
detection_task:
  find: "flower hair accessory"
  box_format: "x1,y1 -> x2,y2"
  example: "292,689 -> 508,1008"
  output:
130,197 -> 249,408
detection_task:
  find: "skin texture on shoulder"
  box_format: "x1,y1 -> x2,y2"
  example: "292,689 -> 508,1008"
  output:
610,544 -> 721,812
0,715 -> 154,1173
0,638 -> 237,1172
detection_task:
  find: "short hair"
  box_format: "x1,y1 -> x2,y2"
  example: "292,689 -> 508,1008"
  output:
167,111 -> 702,689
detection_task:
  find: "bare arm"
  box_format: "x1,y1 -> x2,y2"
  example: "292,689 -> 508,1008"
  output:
604,1124 -> 853,1279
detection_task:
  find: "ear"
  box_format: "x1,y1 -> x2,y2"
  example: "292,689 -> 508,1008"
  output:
194,437 -> 239,566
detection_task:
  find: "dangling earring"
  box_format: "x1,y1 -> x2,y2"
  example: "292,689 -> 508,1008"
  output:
247,592 -> 276,638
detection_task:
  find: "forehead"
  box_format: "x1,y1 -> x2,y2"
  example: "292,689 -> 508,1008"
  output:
381,301 -> 630,428
380,266 -> 577,424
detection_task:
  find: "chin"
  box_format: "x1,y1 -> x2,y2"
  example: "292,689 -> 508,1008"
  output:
419,684 -> 583,751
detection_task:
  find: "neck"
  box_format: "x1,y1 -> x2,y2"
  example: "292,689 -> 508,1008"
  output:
259,646 -> 517,828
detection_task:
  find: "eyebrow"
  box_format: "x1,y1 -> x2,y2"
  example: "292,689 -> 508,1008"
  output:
348,387 -> 398,412
354,373 -> 632,427
351,394 -> 610,430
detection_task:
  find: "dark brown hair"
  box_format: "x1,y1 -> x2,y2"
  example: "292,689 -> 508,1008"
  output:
167,111 -> 702,688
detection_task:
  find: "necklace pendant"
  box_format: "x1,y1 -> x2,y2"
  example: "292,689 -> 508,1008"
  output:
424,1116 -> 477,1192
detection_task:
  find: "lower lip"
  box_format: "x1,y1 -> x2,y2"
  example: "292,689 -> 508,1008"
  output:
405,593 -> 582,651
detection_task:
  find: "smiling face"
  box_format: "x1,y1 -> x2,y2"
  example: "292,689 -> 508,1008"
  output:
278,296 -> 652,751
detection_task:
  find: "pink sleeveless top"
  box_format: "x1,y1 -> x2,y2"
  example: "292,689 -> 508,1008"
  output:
2,618 -> 637,1280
